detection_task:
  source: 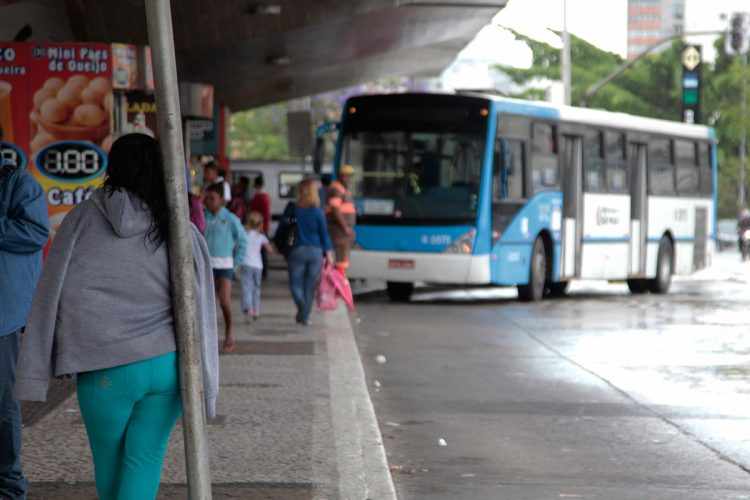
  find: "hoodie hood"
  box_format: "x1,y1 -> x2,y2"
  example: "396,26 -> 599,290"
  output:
92,188 -> 152,238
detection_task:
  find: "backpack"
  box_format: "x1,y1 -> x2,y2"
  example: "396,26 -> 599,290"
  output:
273,202 -> 298,258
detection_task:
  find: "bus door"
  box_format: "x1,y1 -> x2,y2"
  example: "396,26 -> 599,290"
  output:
561,135 -> 583,279
629,143 -> 648,276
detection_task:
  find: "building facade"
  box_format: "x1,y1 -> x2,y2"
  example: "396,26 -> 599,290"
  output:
628,0 -> 685,60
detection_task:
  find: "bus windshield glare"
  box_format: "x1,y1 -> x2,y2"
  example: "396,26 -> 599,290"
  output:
343,130 -> 485,224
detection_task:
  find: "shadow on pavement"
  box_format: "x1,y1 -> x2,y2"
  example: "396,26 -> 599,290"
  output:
28,482 -> 313,500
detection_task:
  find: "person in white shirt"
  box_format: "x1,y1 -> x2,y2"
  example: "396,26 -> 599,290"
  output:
239,211 -> 275,320
203,161 -> 231,203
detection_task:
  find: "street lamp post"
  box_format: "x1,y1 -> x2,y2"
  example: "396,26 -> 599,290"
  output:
740,52 -> 747,209
561,0 -> 572,105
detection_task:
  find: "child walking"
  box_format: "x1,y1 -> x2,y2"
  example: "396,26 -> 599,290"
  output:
240,211 -> 274,320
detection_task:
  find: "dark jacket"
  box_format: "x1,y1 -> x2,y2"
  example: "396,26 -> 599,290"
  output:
0,164 -> 49,337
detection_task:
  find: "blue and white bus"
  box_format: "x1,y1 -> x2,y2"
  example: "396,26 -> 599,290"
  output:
330,93 -> 716,302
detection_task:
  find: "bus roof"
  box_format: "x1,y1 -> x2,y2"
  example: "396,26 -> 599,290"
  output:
467,92 -> 716,142
346,92 -> 715,142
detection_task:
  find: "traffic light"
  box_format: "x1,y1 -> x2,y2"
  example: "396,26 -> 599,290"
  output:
681,45 -> 702,124
727,13 -> 750,55
732,14 -> 744,52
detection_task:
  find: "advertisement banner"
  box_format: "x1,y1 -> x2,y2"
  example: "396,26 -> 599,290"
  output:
112,43 -> 138,90
0,43 -> 31,160
28,42 -> 113,238
124,90 -> 156,137
0,42 -> 114,241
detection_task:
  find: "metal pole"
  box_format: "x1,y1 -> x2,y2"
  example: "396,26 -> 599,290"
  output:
144,1 -> 213,499
740,52 -> 747,209
562,0 -> 572,105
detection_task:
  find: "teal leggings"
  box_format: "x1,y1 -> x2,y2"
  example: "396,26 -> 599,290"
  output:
77,352 -> 182,500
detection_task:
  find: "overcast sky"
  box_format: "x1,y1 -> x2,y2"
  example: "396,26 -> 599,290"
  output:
463,0 -> 750,65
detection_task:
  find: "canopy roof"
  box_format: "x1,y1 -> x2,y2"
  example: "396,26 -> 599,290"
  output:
2,0 -> 506,109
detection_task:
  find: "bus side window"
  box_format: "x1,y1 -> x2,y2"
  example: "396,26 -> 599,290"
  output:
698,142 -> 712,197
493,138 -> 525,201
531,122 -> 559,192
605,131 -> 628,193
648,138 -> 675,196
675,139 -> 699,195
584,129 -> 605,192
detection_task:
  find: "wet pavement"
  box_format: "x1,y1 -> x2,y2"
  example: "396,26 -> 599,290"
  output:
354,250 -> 750,499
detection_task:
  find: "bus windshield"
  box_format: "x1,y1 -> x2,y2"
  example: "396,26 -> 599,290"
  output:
343,130 -> 485,224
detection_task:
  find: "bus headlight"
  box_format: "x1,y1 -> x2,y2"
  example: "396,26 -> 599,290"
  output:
444,229 -> 476,254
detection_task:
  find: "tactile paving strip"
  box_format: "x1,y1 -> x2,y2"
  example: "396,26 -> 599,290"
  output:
226,340 -> 316,355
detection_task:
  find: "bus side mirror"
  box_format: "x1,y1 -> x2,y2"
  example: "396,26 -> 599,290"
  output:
313,137 -> 324,174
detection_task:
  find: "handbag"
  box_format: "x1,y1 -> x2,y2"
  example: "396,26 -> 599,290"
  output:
317,261 -> 355,312
273,202 -> 298,258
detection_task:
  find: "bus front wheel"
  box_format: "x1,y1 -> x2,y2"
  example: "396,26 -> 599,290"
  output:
648,237 -> 673,294
387,282 -> 414,302
518,237 -> 546,302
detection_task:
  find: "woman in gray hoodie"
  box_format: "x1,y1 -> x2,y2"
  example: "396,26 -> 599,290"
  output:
14,134 -> 219,500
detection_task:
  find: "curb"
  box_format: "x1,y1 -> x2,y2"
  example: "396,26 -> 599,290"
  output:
321,305 -> 398,500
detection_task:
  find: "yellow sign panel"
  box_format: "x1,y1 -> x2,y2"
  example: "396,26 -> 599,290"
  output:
682,46 -> 701,71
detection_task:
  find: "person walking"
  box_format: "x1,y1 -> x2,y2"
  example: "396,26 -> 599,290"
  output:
14,134 -> 219,500
188,191 -> 206,233
0,156 -> 49,500
283,179 -> 333,325
202,161 -> 231,203
249,175 -> 271,279
204,182 -> 247,352
326,165 -> 357,274
228,182 -> 247,223
249,175 -> 271,235
318,173 -> 332,208
239,211 -> 274,321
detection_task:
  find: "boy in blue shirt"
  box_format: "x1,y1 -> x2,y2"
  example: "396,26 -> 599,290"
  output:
204,183 -> 247,352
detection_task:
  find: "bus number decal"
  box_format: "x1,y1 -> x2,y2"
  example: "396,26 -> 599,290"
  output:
421,234 -> 451,245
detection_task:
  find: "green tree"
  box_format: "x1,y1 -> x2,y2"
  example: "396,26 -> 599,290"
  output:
230,103 -> 290,160
498,31 -> 684,119
703,37 -> 749,216
497,31 -> 750,217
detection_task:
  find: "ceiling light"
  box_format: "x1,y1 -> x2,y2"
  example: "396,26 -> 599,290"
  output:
267,55 -> 291,66
246,4 -> 282,15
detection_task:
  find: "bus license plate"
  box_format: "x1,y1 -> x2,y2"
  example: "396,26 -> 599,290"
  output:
389,259 -> 415,270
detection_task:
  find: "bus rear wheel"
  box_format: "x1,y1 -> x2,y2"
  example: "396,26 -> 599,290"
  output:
547,281 -> 569,297
627,279 -> 649,294
387,282 -> 414,302
648,237 -> 673,294
518,237 -> 546,302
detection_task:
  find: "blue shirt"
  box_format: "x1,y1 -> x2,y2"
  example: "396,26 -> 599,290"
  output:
203,207 -> 247,269
0,166 -> 50,336
294,206 -> 332,252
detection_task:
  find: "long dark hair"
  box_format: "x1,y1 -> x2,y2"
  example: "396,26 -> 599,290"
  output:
103,133 -> 169,246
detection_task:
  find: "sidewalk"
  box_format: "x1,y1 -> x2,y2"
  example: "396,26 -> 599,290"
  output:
20,270 -> 395,500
